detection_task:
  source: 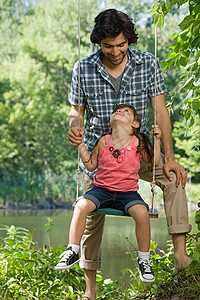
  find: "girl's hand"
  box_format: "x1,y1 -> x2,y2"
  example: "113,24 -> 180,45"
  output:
68,127 -> 85,146
151,125 -> 161,139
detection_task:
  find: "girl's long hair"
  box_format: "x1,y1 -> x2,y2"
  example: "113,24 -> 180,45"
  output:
112,104 -> 154,168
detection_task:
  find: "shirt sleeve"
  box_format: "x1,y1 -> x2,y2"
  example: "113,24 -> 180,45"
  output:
68,61 -> 87,106
148,58 -> 167,98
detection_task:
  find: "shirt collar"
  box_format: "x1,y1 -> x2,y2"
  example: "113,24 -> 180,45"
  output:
127,48 -> 145,65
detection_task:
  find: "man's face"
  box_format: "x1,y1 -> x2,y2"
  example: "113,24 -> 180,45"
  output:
100,32 -> 128,66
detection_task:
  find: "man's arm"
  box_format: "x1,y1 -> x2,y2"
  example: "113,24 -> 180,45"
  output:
151,94 -> 187,188
68,105 -> 85,146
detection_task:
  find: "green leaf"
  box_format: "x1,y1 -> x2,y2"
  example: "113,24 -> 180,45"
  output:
174,45 -> 180,53
192,249 -> 200,261
154,14 -> 160,26
160,14 -> 164,29
181,76 -> 195,90
179,56 -> 187,66
161,61 -> 168,70
194,3 -> 200,14
165,0 -> 172,11
189,117 -> 194,127
192,21 -> 200,36
178,15 -> 195,30
195,50 -> 200,61
192,62 -> 198,71
172,32 -> 180,39
176,59 -> 180,68
191,34 -> 200,48
149,9 -> 155,15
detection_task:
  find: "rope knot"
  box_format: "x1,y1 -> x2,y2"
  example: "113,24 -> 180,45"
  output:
76,169 -> 81,180
150,181 -> 157,195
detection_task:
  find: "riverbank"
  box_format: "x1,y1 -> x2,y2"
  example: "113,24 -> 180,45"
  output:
0,200 -> 198,212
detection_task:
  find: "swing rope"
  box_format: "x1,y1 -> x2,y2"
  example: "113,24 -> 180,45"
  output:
76,0 -> 81,201
150,11 -> 158,215
75,3 -> 158,217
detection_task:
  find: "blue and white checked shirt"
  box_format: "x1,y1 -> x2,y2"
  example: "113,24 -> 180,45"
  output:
69,48 -> 167,176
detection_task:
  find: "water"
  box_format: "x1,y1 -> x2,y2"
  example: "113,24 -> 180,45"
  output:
0,209 -> 197,283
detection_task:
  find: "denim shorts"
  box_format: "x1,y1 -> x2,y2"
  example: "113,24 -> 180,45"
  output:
79,185 -> 149,214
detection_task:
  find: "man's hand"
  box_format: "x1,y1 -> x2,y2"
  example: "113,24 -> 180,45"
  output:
68,127 -> 85,146
163,158 -> 187,189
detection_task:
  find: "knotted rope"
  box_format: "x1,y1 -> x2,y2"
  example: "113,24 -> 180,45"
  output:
76,0 -> 81,200
150,1 -> 158,212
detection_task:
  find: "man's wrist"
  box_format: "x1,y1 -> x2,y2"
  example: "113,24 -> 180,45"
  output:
164,153 -> 175,163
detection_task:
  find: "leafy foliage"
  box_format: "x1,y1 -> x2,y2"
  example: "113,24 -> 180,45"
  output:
1,211 -> 200,299
150,0 -> 200,128
0,0 -> 200,206
126,213 -> 200,299
0,223 -> 134,299
0,0 -> 96,205
173,115 -> 200,180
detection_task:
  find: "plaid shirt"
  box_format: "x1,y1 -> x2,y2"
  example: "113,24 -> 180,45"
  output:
69,48 -> 167,176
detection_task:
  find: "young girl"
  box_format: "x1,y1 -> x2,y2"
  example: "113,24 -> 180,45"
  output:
55,104 -> 161,283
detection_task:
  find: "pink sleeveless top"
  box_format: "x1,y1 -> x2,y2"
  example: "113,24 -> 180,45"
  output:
93,135 -> 141,192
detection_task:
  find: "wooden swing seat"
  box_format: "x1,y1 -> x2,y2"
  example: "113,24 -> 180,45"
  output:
94,207 -> 158,218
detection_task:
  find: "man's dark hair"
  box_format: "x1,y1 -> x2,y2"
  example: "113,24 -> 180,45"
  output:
90,9 -> 138,45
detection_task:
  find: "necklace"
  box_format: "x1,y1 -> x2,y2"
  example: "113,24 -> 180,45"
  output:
109,147 -> 125,158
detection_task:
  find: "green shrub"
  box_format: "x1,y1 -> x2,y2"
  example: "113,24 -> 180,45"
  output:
0,205 -> 199,299
0,224 -> 131,299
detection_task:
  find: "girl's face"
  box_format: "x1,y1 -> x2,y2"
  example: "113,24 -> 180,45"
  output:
110,106 -> 140,131
111,106 -> 134,123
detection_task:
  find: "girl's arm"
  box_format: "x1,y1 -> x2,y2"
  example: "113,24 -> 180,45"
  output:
78,140 -> 100,172
151,125 -> 161,166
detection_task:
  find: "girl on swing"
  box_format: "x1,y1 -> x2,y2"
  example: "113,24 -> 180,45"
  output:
55,104 -> 161,283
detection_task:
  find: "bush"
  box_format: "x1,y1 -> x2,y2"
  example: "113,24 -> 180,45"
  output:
0,205 -> 200,299
127,202 -> 200,299
0,223 -> 131,299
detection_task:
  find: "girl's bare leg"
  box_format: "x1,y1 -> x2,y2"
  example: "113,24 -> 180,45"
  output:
69,198 -> 96,245
128,204 -> 150,251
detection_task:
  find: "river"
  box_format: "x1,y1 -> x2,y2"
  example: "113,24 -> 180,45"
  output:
0,209 -> 197,283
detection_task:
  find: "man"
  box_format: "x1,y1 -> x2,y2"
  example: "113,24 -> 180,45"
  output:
68,9 -> 192,300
